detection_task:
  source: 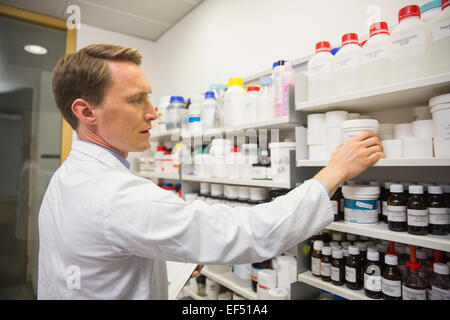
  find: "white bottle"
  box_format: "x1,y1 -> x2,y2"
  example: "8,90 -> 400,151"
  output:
432,0 -> 450,74
362,22 -> 391,89
257,76 -> 275,122
201,91 -> 219,130
421,0 -> 442,25
223,77 -> 245,127
390,5 -> 433,84
243,86 -> 260,124
272,60 -> 285,117
308,41 -> 334,100
333,33 -> 363,96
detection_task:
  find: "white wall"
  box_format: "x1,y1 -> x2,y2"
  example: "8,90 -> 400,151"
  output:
152,0 -> 430,104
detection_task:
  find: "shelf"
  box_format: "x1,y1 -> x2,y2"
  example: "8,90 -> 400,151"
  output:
296,72 -> 450,113
200,267 -> 256,300
327,221 -> 450,252
180,286 -> 207,300
181,175 -> 291,188
297,271 -> 372,300
136,171 -> 180,180
297,158 -> 450,167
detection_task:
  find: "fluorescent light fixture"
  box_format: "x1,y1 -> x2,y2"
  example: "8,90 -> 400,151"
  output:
24,44 -> 47,55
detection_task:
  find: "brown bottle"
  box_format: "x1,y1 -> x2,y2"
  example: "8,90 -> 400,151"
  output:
407,185 -> 428,235
321,246 -> 332,282
331,185 -> 344,221
345,245 -> 363,290
387,184 -> 407,232
311,240 -> 323,277
427,186 -> 448,236
364,250 -> 382,299
331,248 -> 345,286
382,254 -> 402,300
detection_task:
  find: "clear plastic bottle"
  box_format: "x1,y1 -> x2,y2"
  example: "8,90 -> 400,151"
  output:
209,84 -> 226,127
257,76 -> 275,122
362,22 -> 391,89
428,262 -> 450,300
333,33 -> 362,96
201,91 -> 219,131
308,41 -> 334,100
432,0 -> 450,75
282,61 -> 295,115
389,5 -> 433,84
272,60 -> 286,117
223,77 -> 245,127
165,96 -> 186,130
244,86 -> 260,124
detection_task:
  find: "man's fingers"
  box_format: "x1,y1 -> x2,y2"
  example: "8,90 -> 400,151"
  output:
348,130 -> 376,143
367,152 -> 385,165
365,144 -> 383,156
361,136 -> 381,148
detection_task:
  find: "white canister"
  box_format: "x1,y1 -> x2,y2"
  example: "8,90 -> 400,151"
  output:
431,103 -> 450,140
325,110 -> 349,128
269,142 -> 295,183
307,113 -> 326,131
308,145 -> 327,160
249,187 -> 268,202
326,127 -> 343,144
210,184 -> 224,198
412,119 -> 435,138
205,278 -> 220,300
341,119 -> 379,143
381,139 -> 403,158
379,123 -> 395,141
224,185 -> 239,200
434,138 -> 450,157
238,186 -> 250,201
394,123 -> 413,139
307,129 -> 326,145
200,182 -> 210,196
296,144 -> 308,161
402,137 -> 434,158
257,269 -> 277,300
233,264 -> 252,288
267,288 -> 289,300
276,255 -> 297,291
295,126 -> 307,146
342,185 -> 380,224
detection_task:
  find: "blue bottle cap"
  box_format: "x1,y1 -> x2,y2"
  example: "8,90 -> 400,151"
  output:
331,47 -> 341,55
421,0 -> 441,13
170,96 -> 184,103
205,91 -> 216,99
259,76 -> 273,86
189,117 -> 201,122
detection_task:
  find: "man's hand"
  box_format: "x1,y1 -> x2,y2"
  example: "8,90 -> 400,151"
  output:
314,131 -> 385,196
191,264 -> 204,278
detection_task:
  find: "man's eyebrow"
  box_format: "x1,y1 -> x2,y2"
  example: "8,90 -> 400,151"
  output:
127,91 -> 151,98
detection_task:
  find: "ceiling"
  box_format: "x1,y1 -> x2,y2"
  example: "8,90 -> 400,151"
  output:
0,0 -> 204,41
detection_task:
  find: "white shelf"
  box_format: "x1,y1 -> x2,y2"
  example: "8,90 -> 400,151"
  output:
297,271 -> 372,300
181,175 -> 290,188
200,267 -> 256,300
296,72 -> 450,113
327,221 -> 450,252
297,158 -> 450,167
136,171 -> 180,180
180,286 -> 207,300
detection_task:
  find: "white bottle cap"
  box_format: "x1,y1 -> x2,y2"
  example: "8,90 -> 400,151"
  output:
385,254 -> 398,265
367,250 -> 380,262
433,263 -> 449,275
332,232 -> 343,241
348,245 -> 360,255
314,240 -> 324,250
332,249 -> 343,259
322,246 -> 332,255
409,185 -> 424,194
428,186 -> 443,195
342,248 -> 349,257
356,242 -> 368,251
416,249 -> 427,260
390,184 -> 403,193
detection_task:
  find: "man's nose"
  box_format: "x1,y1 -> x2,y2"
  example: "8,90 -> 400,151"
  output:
145,99 -> 158,121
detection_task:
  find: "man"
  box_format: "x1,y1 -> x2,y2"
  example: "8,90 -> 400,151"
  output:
38,44 -> 384,299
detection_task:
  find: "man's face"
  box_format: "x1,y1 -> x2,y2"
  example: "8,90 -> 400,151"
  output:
94,61 -> 157,154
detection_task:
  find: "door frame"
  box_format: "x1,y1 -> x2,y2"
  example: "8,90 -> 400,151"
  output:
0,3 -> 76,164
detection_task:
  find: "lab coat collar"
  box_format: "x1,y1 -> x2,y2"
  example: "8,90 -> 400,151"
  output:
70,139 -> 130,173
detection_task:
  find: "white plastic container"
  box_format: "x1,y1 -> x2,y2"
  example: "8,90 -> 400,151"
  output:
165,96 -> 186,130
342,185 -> 380,224
432,0 -> 450,74
421,0 -> 442,25
341,119 -> 379,143
202,91 -> 219,131
307,130 -> 326,145
307,113 -> 326,131
257,76 -> 275,122
210,184 -> 224,198
308,145 -> 327,160
226,147 -> 242,179
200,182 -> 210,196
362,21 -> 391,89
413,106 -> 432,120
188,116 -> 202,135
269,142 -> 295,183
157,96 -> 171,133
334,33 -> 363,95
325,110 -> 348,128
390,5 -> 433,84
412,119 -> 435,137
394,123 -> 413,139
430,93 -> 450,140
402,137 -> 434,158
308,41 -> 334,100
249,187 -> 268,202
257,269 -> 277,300
224,185 -> 239,200
243,86 -> 260,124
238,186 -> 250,201
379,123 -> 395,140
223,77 -> 245,127
381,139 -> 403,158
296,126 -> 308,161
434,137 -> 450,156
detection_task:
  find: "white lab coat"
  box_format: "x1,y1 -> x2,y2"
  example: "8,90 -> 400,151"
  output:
38,139 -> 333,300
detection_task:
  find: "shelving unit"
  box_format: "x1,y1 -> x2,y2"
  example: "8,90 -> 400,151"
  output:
297,158 -> 450,167
181,175 -> 291,189
136,171 -> 180,180
180,286 -> 207,300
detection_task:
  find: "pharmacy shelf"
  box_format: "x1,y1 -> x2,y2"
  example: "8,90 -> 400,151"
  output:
295,72 -> 450,113
180,286 -> 207,300
181,175 -> 291,189
326,221 -> 450,252
201,267 -> 256,300
296,158 -> 450,167
136,171 -> 180,180
297,271 -> 372,300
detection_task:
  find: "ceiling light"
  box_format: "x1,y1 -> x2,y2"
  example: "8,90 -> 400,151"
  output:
24,44 -> 47,55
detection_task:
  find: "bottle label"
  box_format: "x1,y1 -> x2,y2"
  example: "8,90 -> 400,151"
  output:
391,30 -> 425,49
429,286 -> 450,300
362,44 -> 389,64
402,285 -> 427,300
309,62 -> 332,75
311,257 -> 321,276
382,277 -> 401,297
321,262 -> 331,277
335,53 -> 359,70
331,266 -> 341,282
382,201 -> 388,217
345,266 -> 356,283
433,18 -> 450,42
387,205 -> 407,222
344,199 -> 378,224
364,273 -> 382,292
428,207 -> 449,225
407,209 -> 428,227
331,200 -> 338,216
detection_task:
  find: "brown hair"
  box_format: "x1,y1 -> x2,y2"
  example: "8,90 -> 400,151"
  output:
52,44 -> 142,129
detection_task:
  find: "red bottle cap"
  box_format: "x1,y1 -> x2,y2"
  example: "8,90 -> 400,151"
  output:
231,147 -> 241,153
361,40 -> 368,47
315,41 -> 331,53
443,0 -> 449,10
370,21 -> 389,37
342,33 -> 359,46
399,5 -> 421,23
157,146 -> 167,151
247,86 -> 260,92
406,261 -> 422,269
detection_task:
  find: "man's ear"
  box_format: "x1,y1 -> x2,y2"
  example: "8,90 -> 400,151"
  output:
72,99 -> 97,125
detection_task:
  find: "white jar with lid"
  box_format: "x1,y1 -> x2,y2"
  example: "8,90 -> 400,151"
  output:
432,0 -> 450,74
210,184 -> 224,198
342,185 -> 380,224
249,187 -> 268,202
430,93 -> 450,140
224,185 -> 239,200
341,119 -> 379,143
269,142 -> 295,183
238,186 -> 250,201
333,33 -> 363,95
394,123 -> 413,139
307,41 -> 334,100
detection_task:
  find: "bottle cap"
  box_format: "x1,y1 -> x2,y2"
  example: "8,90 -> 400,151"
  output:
385,254 -> 398,265
247,86 -> 260,92
390,184 -> 403,193
156,146 -> 167,152
341,33 -> 359,46
428,186 -> 443,194
399,5 -> 421,23
342,248 -> 349,257
322,246 -> 332,255
315,41 -> 331,53
361,40 -> 368,47
406,261 -> 422,270
272,60 -> 286,69
409,185 -> 424,194
205,91 -> 216,99
331,47 -> 341,55
348,245 -> 360,256
421,0 -> 442,13
369,21 -> 389,37
170,96 -> 185,103
367,250 -> 380,262
356,242 -> 368,251
259,76 -> 273,86
434,263 -> 450,275
228,77 -> 244,87
329,241 -> 340,248
313,240 -> 324,251
443,0 -> 450,10
368,246 -> 378,252
188,117 -> 200,123
332,249 -> 343,259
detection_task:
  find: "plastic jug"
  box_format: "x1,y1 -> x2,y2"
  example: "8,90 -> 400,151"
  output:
308,41 -> 334,100
272,60 -> 285,117
223,77 -> 245,127
333,33 -> 362,95
432,0 -> 450,74
257,76 -> 275,122
165,96 -> 186,130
